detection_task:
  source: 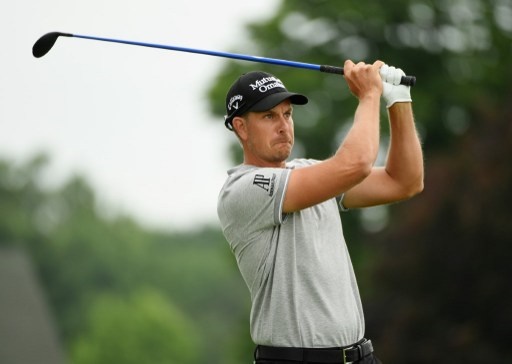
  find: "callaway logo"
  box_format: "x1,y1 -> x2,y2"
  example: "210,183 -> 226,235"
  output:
228,94 -> 243,111
250,76 -> 285,93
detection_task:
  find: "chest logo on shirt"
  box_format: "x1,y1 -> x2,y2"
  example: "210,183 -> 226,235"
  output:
253,173 -> 276,196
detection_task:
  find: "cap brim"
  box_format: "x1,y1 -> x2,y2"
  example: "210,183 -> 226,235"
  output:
249,92 -> 308,113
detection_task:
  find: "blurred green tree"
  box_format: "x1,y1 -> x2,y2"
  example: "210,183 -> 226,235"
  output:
70,289 -> 200,364
0,155 -> 248,364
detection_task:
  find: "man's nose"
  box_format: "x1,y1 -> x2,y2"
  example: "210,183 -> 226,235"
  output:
276,115 -> 290,133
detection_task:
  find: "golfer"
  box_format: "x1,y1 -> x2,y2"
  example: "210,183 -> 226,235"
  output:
217,60 -> 424,364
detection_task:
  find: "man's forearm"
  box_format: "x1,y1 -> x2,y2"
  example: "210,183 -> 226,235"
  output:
385,102 -> 424,194
335,94 -> 381,169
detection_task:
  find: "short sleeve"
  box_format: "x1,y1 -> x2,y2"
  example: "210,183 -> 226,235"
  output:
217,166 -> 292,246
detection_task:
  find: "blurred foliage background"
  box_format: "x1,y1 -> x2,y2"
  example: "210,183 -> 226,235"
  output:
2,0 -> 511,363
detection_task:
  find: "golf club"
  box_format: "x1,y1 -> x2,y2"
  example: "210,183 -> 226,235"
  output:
32,31 -> 416,86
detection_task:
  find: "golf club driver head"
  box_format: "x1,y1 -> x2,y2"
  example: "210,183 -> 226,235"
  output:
32,32 -> 72,58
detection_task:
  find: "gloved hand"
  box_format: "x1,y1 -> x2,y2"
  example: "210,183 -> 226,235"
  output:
380,64 -> 412,108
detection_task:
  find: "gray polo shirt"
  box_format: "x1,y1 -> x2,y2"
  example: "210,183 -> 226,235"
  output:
217,158 -> 364,347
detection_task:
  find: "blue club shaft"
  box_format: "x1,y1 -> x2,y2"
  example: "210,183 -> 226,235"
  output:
73,34 -> 324,72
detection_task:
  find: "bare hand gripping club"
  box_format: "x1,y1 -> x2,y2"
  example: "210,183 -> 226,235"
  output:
33,32 -> 416,86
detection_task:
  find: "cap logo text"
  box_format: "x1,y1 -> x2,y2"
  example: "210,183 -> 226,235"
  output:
249,76 -> 285,93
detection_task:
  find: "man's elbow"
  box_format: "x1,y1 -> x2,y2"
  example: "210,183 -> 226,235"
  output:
358,161 -> 374,181
403,177 -> 424,199
354,155 -> 375,180
335,154 -> 374,187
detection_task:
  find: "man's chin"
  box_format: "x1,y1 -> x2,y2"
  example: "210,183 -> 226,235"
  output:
273,149 -> 292,162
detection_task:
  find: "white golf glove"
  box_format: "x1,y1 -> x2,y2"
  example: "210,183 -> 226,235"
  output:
380,64 -> 412,108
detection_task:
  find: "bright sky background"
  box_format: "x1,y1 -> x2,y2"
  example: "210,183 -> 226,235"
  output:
1,0 -> 279,231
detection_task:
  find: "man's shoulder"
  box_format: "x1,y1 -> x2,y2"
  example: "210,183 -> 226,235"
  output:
286,158 -> 320,168
226,164 -> 258,178
222,159 -> 318,188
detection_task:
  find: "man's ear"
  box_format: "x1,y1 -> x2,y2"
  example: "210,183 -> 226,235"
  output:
232,116 -> 248,140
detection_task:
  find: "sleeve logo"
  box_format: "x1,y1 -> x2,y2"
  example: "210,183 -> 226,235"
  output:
253,173 -> 276,196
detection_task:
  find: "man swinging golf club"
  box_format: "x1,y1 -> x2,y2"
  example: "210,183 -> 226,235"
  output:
217,60 -> 424,364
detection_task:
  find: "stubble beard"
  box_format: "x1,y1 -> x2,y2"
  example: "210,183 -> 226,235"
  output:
268,142 -> 293,164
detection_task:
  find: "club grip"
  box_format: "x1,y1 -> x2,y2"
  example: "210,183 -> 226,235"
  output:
400,75 -> 416,87
320,64 -> 416,87
319,65 -> 344,75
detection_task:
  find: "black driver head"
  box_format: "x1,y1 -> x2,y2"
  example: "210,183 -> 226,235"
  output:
32,32 -> 73,58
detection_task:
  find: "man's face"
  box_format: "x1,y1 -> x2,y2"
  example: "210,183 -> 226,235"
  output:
236,99 -> 295,167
